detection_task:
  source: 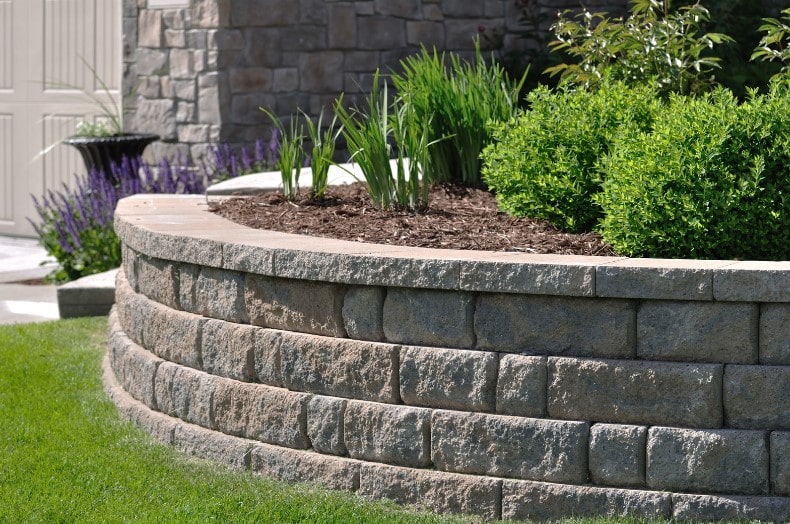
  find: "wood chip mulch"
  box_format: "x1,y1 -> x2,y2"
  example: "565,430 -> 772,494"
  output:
209,182 -> 617,256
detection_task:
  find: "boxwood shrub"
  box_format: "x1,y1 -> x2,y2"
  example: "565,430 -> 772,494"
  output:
597,81 -> 790,260
481,80 -> 659,233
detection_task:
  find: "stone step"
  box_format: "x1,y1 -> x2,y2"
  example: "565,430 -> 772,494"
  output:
57,268 -> 118,318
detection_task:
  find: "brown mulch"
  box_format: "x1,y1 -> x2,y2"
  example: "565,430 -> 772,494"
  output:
209,183 -> 617,256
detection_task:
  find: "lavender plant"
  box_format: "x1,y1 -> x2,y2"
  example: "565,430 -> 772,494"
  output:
208,138 -> 272,182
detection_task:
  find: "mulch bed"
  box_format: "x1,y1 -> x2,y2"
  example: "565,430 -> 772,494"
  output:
209,182 -> 617,256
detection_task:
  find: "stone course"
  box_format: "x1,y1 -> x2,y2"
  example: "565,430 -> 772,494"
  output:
105,194 -> 790,522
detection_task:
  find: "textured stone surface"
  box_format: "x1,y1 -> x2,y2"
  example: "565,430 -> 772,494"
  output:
714,262 -> 790,302
760,303 -> 790,365
222,240 -> 275,276
383,288 -> 474,348
547,357 -> 723,428
200,320 -> 258,382
502,480 -> 672,521
173,423 -> 252,470
359,463 -> 503,521
646,427 -> 769,495
459,257 -> 598,296
177,263 -> 201,313
724,365 -> 790,430
771,432 -> 790,496
251,443 -> 360,492
278,331 -> 398,403
193,267 -> 248,323
637,301 -> 759,364
496,354 -> 547,417
307,396 -> 347,456
212,379 -> 310,449
342,286 -> 384,341
142,298 -> 205,369
344,401 -> 431,468
136,255 -> 179,309
121,246 -> 139,292
399,346 -> 496,411
431,411 -> 589,484
475,294 -> 635,358
254,330 -> 282,387
596,261 -> 719,300
154,362 -> 217,429
108,318 -> 162,409
672,493 -> 790,522
589,424 -> 647,487
245,274 -> 346,337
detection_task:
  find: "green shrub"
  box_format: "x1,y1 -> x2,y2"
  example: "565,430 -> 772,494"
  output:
752,7 -> 790,81
597,82 -> 790,260
480,80 -> 659,233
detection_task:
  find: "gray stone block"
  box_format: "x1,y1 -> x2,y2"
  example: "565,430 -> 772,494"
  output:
173,423 -> 252,470
222,240 -> 275,276
121,245 -> 139,292
278,331 -> 398,403
496,354 -> 547,417
760,303 -> 790,365
459,257 -> 597,296
201,320 -> 259,382
136,255 -> 179,309
647,427 -> 769,495
254,330 -> 282,387
245,274 -> 346,337
343,401 -> 431,468
502,480 -> 672,522
724,365 -> 790,430
154,362 -> 216,429
431,410 -> 589,484
57,269 -> 118,318
596,262 -> 717,300
141,298 -> 205,369
475,294 -> 635,358
105,371 -> 177,446
672,493 -> 790,523
359,463 -> 503,521
547,357 -> 723,428
212,379 -> 310,449
771,432 -> 790,496
177,263 -> 200,312
194,267 -> 248,323
383,288 -> 474,348
589,423 -> 647,487
399,346 -> 496,411
307,396 -> 347,456
108,324 -> 162,409
251,443 -> 360,492
714,263 -> 790,302
342,286 -> 384,341
638,301 -> 759,364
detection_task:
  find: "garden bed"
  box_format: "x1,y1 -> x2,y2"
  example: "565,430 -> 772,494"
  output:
107,193 -> 789,522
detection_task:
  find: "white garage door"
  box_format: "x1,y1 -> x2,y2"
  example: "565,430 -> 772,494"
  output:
0,0 -> 121,237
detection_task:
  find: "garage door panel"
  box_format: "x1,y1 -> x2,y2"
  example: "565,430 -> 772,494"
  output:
0,114 -> 12,222
0,1 -> 11,90
42,113 -> 87,193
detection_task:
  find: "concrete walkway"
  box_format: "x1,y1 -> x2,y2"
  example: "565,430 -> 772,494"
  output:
0,236 -> 59,324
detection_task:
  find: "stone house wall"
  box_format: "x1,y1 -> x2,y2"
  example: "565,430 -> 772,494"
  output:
121,0 -> 784,163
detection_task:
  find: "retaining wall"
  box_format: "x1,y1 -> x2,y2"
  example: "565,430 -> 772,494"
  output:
107,194 -> 790,522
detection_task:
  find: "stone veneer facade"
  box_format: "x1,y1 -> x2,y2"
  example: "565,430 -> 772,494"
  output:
106,194 -> 790,522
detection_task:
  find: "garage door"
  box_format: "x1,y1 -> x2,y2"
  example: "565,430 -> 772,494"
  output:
0,0 -> 121,237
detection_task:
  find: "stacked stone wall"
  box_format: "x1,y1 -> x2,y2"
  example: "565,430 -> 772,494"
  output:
105,194 -> 790,522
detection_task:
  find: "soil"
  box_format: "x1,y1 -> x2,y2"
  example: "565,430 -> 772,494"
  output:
209,183 -> 617,256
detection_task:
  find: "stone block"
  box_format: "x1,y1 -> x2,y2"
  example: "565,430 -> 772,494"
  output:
193,0 -> 230,27
109,325 -> 162,409
307,396 -> 347,456
245,275 -> 346,337
400,346 -> 496,411
231,0 -> 298,27
193,267 -> 248,323
299,0 -> 327,24
406,21 -> 445,47
714,262 -> 790,302
374,0 -> 420,18
177,263 -> 200,312
502,480 -> 672,521
136,255 -> 179,309
760,303 -> 790,365
383,288 -> 474,348
342,286 -> 384,341
496,355 -> 547,417
281,26 -> 327,52
135,98 -> 177,140
475,294 -> 635,358
672,493 -> 790,522
251,443 -> 360,491
298,52 -> 344,92
328,4 -> 357,48
209,28 -> 244,50
135,48 -> 168,76
243,28 -> 282,67
441,0 -> 485,17
638,301 -> 758,364
589,423 -> 647,487
254,330 -> 282,387
173,423 -> 252,470
725,365 -> 790,430
279,331 -> 398,403
547,357 -> 723,428
142,299 -> 205,369
459,256 -> 599,296
445,19 -> 484,48
165,29 -> 186,48
359,463 -> 502,521
771,432 -> 790,496
229,67 -> 272,93
272,68 -> 299,92
138,10 -> 163,47
212,379 -> 310,449
154,362 -> 217,429
114,270 -> 147,346
171,79 -> 195,101
595,260 -> 723,300
200,320 -> 259,382
357,16 -> 406,50
344,401 -> 431,468
177,124 -> 210,143
121,245 -> 138,291
646,427 -> 769,495
431,411 -> 589,484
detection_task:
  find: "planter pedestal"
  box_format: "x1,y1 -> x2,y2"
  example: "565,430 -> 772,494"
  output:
63,133 -> 159,178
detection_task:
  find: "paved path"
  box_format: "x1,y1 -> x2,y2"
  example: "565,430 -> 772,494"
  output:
0,236 -> 59,324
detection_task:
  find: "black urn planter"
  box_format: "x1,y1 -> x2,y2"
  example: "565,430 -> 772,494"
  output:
63,133 -> 159,179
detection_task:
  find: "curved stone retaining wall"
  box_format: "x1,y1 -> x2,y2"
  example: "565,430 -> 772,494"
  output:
107,194 -> 790,522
